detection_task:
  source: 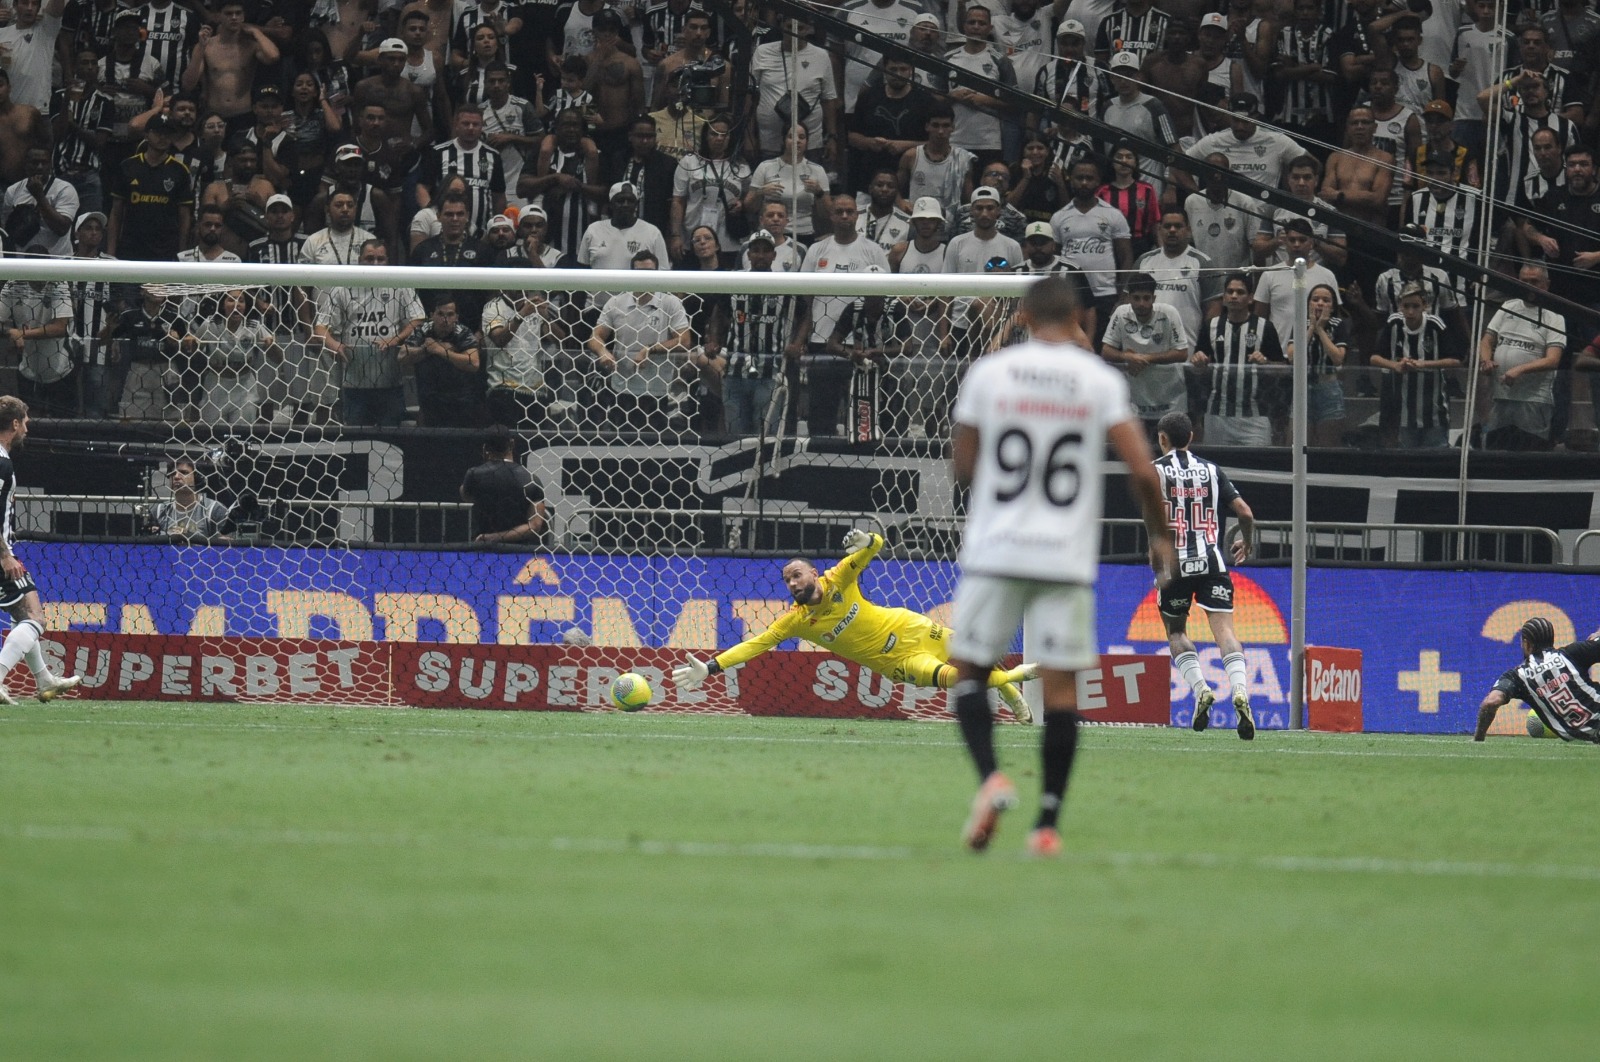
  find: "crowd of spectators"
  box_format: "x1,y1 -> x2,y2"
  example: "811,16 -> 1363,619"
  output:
0,0 -> 1597,447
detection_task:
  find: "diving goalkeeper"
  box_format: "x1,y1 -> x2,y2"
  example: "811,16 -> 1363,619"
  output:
671,529 -> 1039,721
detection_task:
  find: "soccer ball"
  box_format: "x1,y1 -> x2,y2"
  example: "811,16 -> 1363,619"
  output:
1527,709 -> 1553,739
611,672 -> 652,711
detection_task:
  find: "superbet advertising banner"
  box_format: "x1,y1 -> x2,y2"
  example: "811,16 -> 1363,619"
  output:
17,544 -> 1600,732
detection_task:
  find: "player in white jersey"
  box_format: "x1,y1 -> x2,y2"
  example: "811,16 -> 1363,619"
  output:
946,276 -> 1174,856
1150,411 -> 1258,740
0,397 -> 82,704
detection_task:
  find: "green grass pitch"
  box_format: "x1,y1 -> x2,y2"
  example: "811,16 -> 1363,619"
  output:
1,703 -> 1594,1060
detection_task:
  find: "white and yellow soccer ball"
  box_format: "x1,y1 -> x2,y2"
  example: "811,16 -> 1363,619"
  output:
611,672 -> 653,711
1527,709 -> 1556,738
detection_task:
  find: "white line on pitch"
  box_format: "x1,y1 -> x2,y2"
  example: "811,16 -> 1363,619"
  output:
3,822 -> 1597,881
0,711 -> 1582,761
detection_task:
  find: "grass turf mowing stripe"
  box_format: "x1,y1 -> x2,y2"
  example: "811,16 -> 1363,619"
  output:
0,707 -> 1587,760
6,821 -> 1599,881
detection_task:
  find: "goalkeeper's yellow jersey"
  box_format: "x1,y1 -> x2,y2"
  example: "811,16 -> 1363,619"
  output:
713,533 -> 945,673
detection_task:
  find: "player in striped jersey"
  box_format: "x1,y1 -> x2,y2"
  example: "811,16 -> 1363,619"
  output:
1374,282 -> 1458,448
1475,617 -> 1600,743
1151,411 -> 1256,738
945,275 -> 1174,854
0,396 -> 81,704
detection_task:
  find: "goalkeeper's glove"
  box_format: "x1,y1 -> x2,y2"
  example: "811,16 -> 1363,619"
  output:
842,527 -> 874,553
672,659 -> 710,690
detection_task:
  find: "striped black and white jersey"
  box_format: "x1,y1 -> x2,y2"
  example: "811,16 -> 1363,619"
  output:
1378,312 -> 1452,429
422,137 -> 507,236
1495,110 -> 1579,205
1494,640 -> 1600,742
68,252 -> 121,367
544,145 -> 595,260
1154,447 -> 1241,578
1500,63 -> 1578,114
0,440 -> 17,550
1275,24 -> 1335,124
1517,166 -> 1565,216
50,87 -> 113,172
248,234 -> 309,331
1407,187 -> 1481,295
724,289 -> 800,378
1095,6 -> 1170,63
1374,265 -> 1460,319
137,2 -> 199,89
1196,314 -> 1285,419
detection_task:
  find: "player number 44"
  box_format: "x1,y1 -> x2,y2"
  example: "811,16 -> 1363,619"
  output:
993,429 -> 1082,507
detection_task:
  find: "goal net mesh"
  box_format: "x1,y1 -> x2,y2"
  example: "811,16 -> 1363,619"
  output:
3,263 -> 1037,716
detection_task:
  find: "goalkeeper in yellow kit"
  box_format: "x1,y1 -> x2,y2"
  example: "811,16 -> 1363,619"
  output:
671,529 -> 1039,721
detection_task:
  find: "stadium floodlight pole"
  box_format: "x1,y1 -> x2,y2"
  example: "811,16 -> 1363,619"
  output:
0,258 -> 1037,297
1290,258 -> 1308,730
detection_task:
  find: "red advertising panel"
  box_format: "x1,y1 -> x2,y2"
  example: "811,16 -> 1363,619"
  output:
39,633 -> 1170,724
1306,646 -> 1363,732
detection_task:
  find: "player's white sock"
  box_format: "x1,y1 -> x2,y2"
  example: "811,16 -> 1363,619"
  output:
23,641 -> 55,683
0,620 -> 43,679
1173,651 -> 1207,700
1222,652 -> 1248,701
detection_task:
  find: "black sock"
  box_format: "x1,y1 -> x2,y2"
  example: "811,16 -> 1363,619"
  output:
1036,710 -> 1080,830
953,679 -> 997,780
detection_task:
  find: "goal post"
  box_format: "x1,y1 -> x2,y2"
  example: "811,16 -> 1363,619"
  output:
0,257 -> 1056,716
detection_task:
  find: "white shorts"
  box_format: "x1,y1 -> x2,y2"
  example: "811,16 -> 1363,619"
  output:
949,574 -> 1097,671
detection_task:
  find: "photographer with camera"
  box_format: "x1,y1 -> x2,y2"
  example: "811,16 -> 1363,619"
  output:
653,8 -> 727,113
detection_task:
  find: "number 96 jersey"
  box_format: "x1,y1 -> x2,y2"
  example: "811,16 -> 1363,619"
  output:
953,340 -> 1133,585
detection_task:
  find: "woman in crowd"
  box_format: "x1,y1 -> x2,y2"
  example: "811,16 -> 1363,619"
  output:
745,123 -> 830,242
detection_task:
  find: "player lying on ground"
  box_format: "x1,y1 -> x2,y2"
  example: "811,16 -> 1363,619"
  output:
670,529 -> 1040,721
1474,616 -> 1600,743
0,396 -> 81,704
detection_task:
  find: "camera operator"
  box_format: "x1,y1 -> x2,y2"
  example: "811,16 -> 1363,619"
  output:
653,8 -> 728,113
144,457 -> 231,541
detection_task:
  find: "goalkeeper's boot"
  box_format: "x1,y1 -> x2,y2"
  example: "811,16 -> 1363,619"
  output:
0,685 -> 13,705
1016,662 -> 1040,683
1027,827 -> 1062,858
961,771 -> 1017,853
1234,693 -> 1255,741
997,682 -> 1032,725
1192,688 -> 1214,732
37,675 -> 82,703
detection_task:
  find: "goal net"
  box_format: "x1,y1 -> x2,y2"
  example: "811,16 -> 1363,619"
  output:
1,258 -> 1041,717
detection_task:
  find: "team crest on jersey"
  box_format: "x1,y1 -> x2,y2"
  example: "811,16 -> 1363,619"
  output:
163,177 -> 175,191
1223,216 -> 1235,229
832,592 -> 843,603
1254,144 -> 1267,157
1097,219 -> 1110,234
818,258 -> 829,268
628,240 -> 641,251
